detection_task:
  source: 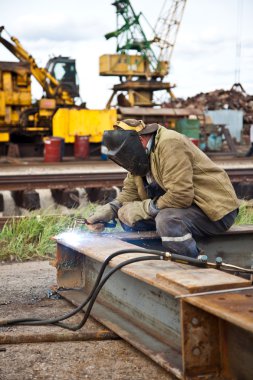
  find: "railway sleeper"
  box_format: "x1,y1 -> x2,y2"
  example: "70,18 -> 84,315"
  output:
51,189 -> 80,209
0,186 -> 119,214
85,186 -> 119,205
234,182 -> 253,200
0,193 -> 3,212
11,190 -> 41,211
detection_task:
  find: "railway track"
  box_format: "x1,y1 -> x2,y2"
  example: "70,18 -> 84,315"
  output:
0,172 -> 125,191
0,159 -> 253,191
0,160 -> 126,190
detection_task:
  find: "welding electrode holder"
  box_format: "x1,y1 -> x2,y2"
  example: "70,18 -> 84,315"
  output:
164,252 -> 253,273
164,252 -> 209,267
74,218 -> 117,229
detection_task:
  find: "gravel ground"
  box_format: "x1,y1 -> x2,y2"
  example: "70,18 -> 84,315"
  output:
0,261 -> 173,380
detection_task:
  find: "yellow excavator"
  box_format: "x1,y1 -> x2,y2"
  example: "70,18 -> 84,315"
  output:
0,26 -> 116,155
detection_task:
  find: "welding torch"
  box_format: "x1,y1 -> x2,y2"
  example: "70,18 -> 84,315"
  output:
165,252 -> 253,274
73,218 -> 117,230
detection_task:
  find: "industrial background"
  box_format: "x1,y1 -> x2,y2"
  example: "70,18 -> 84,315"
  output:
0,1 -> 253,379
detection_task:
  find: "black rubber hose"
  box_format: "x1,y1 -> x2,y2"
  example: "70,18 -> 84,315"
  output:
0,249 -> 165,328
47,255 -> 162,331
3,255 -> 161,330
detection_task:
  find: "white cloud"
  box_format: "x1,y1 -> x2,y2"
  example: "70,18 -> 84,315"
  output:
13,17 -> 108,42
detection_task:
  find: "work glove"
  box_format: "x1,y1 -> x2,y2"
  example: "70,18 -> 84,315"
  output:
118,199 -> 159,227
86,200 -> 121,232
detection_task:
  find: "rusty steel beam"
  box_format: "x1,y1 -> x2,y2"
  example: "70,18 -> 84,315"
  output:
181,289 -> 253,379
0,330 -> 119,345
54,227 -> 253,379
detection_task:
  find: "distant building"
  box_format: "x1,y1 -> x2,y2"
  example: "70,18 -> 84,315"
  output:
205,110 -> 243,143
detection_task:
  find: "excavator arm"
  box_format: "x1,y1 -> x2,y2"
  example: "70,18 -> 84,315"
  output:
0,26 -> 74,105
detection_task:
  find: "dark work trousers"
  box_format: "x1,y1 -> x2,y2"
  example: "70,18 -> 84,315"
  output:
119,205 -> 238,258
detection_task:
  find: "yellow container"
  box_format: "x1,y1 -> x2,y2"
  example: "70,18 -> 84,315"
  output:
53,108 -> 117,143
99,54 -> 146,77
0,132 -> 10,142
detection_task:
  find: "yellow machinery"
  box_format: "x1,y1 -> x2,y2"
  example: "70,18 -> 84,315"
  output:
0,26 -> 116,151
0,61 -> 32,143
53,108 -> 116,143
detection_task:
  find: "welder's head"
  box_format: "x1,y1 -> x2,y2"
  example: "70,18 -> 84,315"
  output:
103,119 -> 158,176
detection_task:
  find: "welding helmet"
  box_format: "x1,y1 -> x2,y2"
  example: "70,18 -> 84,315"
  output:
103,129 -> 150,176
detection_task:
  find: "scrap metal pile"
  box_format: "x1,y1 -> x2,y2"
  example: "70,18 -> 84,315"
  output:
164,87 -> 253,124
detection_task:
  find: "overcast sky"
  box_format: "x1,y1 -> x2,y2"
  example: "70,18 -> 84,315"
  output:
0,0 -> 252,108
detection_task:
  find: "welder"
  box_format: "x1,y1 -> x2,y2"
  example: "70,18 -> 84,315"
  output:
87,119 -> 239,258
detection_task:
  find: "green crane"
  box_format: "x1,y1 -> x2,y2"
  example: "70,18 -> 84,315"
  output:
100,0 -> 187,107
105,0 -> 159,74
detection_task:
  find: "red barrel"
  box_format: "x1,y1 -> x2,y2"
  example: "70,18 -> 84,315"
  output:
74,135 -> 90,160
189,138 -> 199,147
44,137 -> 63,162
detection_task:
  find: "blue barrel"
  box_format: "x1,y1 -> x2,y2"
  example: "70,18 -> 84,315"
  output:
100,141 -> 108,160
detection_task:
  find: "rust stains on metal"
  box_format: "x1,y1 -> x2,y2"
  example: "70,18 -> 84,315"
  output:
186,289 -> 253,333
181,302 -> 221,378
0,330 -> 119,345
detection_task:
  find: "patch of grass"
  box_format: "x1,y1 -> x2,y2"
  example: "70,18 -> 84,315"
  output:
0,214 -> 70,261
235,201 -> 253,225
0,201 -> 252,262
0,205 -> 96,262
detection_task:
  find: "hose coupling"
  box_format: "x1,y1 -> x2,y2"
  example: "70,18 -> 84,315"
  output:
164,252 -> 172,261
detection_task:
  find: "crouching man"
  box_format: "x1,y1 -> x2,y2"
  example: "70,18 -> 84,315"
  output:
87,119 -> 239,258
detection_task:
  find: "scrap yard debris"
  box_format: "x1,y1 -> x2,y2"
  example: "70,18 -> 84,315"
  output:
164,87 -> 253,124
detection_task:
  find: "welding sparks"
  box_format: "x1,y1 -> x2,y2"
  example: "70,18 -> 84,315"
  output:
56,229 -> 96,245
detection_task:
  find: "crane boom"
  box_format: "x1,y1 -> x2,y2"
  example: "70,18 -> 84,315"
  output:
154,0 -> 187,63
0,26 -> 74,105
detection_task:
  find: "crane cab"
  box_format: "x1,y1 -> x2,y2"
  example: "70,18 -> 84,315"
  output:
45,57 -> 80,99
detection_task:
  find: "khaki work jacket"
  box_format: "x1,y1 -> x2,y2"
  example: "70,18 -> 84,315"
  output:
116,125 -> 239,221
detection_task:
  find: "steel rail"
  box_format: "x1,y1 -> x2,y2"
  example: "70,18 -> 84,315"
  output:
0,168 -> 253,191
0,172 -> 126,190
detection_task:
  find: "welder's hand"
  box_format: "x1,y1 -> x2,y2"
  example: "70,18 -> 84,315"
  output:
86,203 -> 115,226
86,222 -> 106,233
118,199 -> 158,227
